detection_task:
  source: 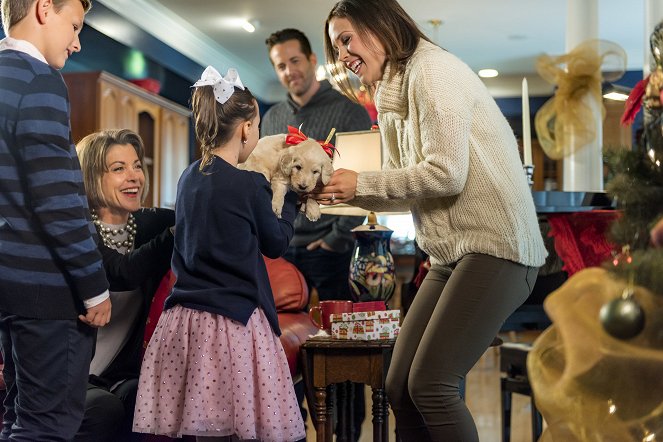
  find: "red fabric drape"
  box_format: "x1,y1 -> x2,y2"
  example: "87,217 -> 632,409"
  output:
547,210 -> 619,276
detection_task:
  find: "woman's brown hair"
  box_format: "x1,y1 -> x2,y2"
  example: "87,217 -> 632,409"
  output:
324,0 -> 432,101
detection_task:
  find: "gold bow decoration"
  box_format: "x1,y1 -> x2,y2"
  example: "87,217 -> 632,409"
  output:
535,40 -> 627,160
528,267 -> 663,441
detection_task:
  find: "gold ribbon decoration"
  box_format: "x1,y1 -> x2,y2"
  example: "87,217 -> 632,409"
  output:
534,40 -> 627,160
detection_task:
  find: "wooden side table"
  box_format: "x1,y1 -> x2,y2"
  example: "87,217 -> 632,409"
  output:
301,336 -> 396,442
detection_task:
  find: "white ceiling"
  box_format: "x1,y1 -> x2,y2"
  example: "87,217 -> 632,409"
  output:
97,0 -> 649,102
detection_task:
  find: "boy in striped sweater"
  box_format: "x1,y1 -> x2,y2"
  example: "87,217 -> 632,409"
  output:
0,0 -> 111,439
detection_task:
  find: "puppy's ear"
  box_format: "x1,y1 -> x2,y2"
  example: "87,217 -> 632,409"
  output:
321,159 -> 333,185
279,134 -> 288,149
279,151 -> 293,176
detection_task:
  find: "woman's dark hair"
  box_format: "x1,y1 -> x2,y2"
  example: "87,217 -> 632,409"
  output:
324,0 -> 431,100
191,85 -> 257,170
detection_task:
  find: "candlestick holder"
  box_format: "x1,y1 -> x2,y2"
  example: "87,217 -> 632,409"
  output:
524,164 -> 534,189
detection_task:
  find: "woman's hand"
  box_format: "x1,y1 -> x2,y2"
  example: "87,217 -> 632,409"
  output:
312,169 -> 358,205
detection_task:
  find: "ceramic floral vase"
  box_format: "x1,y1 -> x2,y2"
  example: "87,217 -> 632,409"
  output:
349,212 -> 396,304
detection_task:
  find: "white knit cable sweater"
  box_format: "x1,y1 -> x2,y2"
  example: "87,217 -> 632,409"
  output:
353,40 -> 547,267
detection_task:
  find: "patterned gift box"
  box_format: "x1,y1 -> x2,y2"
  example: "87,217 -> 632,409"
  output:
330,309 -> 400,323
330,310 -> 400,340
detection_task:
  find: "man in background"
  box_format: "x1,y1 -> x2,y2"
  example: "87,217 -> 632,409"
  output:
262,28 -> 372,440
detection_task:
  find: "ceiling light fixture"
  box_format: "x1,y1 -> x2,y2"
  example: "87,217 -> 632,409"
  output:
602,83 -> 631,101
241,20 -> 256,33
603,91 -> 629,101
478,69 -> 499,78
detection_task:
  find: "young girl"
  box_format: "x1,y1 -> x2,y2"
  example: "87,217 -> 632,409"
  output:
132,66 -> 305,442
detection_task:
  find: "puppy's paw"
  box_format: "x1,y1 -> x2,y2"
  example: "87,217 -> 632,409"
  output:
305,200 -> 321,222
272,202 -> 283,218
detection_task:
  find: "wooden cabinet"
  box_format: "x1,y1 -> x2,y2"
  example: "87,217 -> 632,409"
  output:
64,71 -> 191,208
159,108 -> 190,209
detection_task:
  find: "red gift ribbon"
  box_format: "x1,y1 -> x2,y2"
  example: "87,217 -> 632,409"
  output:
285,125 -> 336,159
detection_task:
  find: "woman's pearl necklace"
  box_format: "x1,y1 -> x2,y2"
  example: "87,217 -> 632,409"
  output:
91,210 -> 136,252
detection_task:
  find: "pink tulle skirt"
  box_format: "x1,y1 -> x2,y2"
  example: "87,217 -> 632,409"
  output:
133,305 -> 305,441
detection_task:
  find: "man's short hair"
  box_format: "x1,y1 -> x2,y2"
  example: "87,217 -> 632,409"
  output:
265,28 -> 312,59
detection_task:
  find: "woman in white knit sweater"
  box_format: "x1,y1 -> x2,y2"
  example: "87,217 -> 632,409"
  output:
316,0 -> 547,440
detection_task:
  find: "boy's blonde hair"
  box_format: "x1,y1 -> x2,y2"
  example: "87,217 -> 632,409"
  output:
1,0 -> 91,32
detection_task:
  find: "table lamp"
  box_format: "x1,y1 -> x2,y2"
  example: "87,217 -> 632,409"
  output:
322,129 -> 383,218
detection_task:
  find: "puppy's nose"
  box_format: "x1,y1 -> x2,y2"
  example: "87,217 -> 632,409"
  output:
298,184 -> 309,191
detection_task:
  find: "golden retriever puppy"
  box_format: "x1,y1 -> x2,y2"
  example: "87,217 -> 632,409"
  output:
241,134 -> 333,221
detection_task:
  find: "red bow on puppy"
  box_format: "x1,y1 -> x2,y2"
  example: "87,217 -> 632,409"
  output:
285,125 -> 337,159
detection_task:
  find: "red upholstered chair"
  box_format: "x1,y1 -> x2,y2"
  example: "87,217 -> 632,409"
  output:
263,256 -> 319,380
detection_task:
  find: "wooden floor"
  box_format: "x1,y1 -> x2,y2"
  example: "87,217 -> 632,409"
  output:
304,331 -> 542,442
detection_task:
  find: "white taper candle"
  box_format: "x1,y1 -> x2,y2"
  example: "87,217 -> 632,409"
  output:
522,77 -> 532,166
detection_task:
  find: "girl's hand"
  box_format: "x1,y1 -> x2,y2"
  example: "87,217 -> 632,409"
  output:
313,169 -> 358,205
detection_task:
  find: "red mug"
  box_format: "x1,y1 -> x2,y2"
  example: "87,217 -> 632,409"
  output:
309,300 -> 353,332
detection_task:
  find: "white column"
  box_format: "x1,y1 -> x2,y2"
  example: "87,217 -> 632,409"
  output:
563,0 -> 603,191
645,0 -> 663,76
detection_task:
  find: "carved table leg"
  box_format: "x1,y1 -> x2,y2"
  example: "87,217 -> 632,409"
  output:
372,388 -> 386,442
314,387 -> 327,442
381,388 -> 390,441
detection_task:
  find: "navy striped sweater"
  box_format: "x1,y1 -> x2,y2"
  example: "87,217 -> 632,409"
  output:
0,49 -> 108,319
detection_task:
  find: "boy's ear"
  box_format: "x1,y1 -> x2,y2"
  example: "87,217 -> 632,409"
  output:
36,0 -> 53,25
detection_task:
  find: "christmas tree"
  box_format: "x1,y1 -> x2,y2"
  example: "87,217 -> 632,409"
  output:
526,21 -> 663,442
601,20 -> 663,339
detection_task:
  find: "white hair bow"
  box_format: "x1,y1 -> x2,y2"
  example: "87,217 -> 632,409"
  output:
191,66 -> 245,104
